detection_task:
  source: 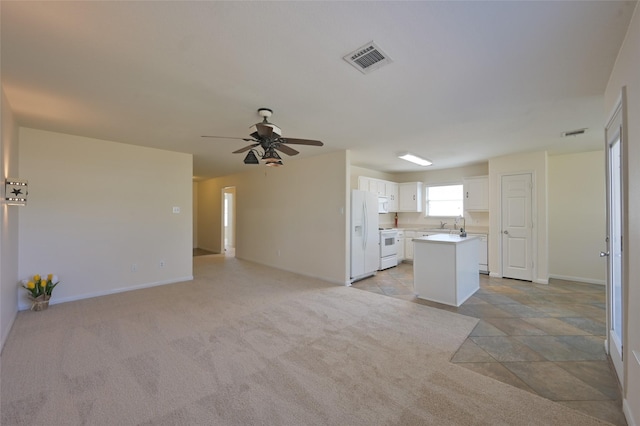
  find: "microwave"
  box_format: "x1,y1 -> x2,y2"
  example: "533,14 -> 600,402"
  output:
378,196 -> 389,214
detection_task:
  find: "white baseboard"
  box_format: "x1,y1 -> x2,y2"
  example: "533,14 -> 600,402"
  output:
489,272 -> 502,278
623,398 -> 637,426
197,246 -> 220,254
1,311 -> 18,354
18,276 -> 194,311
548,274 -> 605,285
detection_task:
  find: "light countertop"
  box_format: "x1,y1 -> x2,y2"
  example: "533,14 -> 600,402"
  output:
413,234 -> 479,244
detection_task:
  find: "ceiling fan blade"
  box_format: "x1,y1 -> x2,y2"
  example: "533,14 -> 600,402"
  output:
274,144 -> 299,156
280,137 -> 324,146
255,123 -> 274,138
232,143 -> 259,154
201,135 -> 255,142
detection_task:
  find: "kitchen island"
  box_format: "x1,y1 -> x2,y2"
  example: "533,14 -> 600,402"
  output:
413,234 -> 479,307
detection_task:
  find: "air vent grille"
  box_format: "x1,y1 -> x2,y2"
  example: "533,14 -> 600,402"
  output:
562,128 -> 588,137
343,41 -> 392,74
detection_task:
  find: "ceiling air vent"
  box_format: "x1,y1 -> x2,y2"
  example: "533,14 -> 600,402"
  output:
561,128 -> 588,137
343,41 -> 392,74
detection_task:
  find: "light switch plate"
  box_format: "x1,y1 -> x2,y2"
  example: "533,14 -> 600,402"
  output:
172,206 -> 180,213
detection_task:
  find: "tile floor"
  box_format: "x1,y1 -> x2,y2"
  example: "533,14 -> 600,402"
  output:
351,262 -> 626,426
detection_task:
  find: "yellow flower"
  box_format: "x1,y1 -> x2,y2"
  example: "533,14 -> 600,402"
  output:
34,274 -> 41,281
26,281 -> 35,290
40,281 -> 46,288
47,274 -> 53,281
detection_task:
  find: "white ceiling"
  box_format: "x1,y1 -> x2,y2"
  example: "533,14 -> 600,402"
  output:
1,1 -> 636,180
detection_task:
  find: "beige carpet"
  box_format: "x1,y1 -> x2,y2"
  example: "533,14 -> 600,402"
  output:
1,256 -> 611,425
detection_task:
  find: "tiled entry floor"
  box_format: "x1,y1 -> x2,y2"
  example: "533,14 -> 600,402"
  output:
351,263 -> 626,426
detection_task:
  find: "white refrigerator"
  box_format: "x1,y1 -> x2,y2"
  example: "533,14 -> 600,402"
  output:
351,189 -> 380,283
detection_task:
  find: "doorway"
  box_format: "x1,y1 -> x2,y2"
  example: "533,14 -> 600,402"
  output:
223,187 -> 236,257
501,173 -> 533,281
604,90 -> 625,384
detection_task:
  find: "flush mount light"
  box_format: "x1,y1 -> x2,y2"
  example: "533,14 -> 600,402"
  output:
4,178 -> 28,205
398,153 -> 432,166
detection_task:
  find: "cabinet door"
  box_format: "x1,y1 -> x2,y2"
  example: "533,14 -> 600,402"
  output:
399,182 -> 423,212
404,232 -> 414,260
386,182 -> 399,212
464,176 -> 489,211
358,176 -> 371,192
373,180 -> 386,196
397,236 -> 404,261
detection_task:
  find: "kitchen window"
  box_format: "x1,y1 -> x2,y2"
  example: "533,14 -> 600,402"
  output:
425,184 -> 463,217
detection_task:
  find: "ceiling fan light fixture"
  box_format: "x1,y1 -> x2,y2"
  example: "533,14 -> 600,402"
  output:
398,153 -> 432,166
262,147 -> 283,166
243,150 -> 260,164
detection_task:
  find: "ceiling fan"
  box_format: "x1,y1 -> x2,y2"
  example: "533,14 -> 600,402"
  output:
202,108 -> 324,167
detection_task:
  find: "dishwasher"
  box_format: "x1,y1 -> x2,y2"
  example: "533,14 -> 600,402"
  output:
468,233 -> 488,274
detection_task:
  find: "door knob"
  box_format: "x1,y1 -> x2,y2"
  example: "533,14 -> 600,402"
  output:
503,230 -> 509,235
600,251 -> 610,257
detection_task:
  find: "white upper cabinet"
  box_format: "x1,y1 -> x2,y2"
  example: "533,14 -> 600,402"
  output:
358,176 -> 383,195
385,182 -> 399,212
399,182 -> 423,212
463,176 -> 489,211
358,177 -> 399,211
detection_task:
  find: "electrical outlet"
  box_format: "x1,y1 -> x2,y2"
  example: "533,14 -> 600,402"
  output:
131,263 -> 138,272
159,260 -> 165,268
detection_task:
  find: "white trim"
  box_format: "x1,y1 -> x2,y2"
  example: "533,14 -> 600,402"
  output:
534,278 -> 549,285
17,276 -> 194,311
0,312 -> 18,354
197,245 -> 220,254
548,274 -> 606,286
489,272 -> 502,278
623,398 -> 637,426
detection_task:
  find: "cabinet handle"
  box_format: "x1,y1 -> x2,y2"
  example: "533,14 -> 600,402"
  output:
466,191 -> 469,199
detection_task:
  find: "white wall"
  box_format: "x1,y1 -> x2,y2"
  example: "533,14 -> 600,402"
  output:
1,88 -> 20,350
605,4 -> 640,424
18,128 -> 193,309
489,151 -> 548,284
548,151 -> 606,284
198,150 -> 349,285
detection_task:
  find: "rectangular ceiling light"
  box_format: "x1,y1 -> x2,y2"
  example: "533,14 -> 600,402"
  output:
398,153 -> 432,166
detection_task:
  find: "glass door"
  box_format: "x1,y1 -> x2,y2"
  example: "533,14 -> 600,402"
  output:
604,93 -> 625,385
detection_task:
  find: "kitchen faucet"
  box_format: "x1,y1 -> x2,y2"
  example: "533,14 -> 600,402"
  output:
439,221 -> 447,229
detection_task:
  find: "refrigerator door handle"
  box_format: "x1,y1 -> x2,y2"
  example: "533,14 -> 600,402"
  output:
362,201 -> 367,249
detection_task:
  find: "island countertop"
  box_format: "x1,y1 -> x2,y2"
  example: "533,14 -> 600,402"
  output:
413,234 -> 479,244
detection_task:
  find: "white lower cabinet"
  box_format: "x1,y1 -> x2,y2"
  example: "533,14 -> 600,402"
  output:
404,231 -> 415,260
396,230 -> 404,261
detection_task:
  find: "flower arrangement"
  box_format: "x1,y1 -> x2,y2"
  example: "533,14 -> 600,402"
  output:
21,274 -> 59,311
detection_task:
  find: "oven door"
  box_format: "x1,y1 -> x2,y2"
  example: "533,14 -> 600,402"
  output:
380,232 -> 397,257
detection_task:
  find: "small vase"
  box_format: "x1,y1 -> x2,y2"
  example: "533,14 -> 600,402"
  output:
31,296 -> 50,311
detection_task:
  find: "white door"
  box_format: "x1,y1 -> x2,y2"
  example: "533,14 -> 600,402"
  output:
501,173 -> 533,281
604,95 -> 624,384
222,187 -> 235,256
